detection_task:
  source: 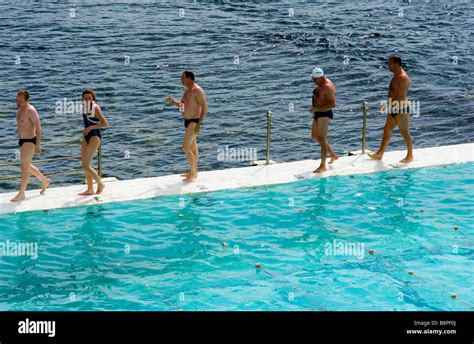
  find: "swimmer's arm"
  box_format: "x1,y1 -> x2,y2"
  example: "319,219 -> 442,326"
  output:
87,105 -> 109,130
30,109 -> 42,147
389,75 -> 410,101
166,96 -> 183,108
196,90 -> 208,122
311,87 -> 336,112
16,111 -> 20,135
309,93 -> 317,113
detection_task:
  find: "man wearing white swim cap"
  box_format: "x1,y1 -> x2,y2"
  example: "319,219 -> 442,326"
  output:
309,67 -> 338,173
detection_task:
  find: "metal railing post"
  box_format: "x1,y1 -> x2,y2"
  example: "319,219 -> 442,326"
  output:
266,111 -> 271,165
361,102 -> 368,154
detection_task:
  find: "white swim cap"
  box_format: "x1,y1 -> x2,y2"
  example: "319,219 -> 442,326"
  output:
311,67 -> 324,78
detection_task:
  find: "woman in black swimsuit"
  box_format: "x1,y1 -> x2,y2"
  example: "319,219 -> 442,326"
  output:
79,89 -> 109,196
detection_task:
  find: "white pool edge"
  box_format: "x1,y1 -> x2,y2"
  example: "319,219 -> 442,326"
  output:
0,143 -> 472,215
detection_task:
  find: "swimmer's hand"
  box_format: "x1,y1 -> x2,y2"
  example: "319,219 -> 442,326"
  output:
166,96 -> 176,105
83,127 -> 91,136
35,145 -> 42,154
194,123 -> 201,134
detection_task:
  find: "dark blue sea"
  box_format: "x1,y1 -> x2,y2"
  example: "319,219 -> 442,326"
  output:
1,0 -> 473,191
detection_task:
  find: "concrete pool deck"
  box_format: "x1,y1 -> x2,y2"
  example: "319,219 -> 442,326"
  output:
0,143 -> 473,215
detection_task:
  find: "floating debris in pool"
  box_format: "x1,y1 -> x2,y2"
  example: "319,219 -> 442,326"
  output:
222,242 -> 229,247
333,228 -> 339,232
451,294 -> 457,299
407,271 -> 414,275
419,209 -> 424,212
453,226 -> 459,230
389,162 -> 403,169
369,249 -> 375,255
255,263 -> 261,269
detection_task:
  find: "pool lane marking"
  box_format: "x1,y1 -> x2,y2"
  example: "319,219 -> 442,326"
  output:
453,227 -> 473,239
236,254 -> 327,311
375,255 -> 473,309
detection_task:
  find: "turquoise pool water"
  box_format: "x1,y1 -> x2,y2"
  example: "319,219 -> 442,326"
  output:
0,163 -> 473,311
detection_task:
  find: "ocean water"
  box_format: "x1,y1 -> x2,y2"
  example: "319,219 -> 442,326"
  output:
0,162 -> 472,311
0,0 -> 473,191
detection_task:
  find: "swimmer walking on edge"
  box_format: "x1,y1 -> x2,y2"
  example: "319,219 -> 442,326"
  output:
11,90 -> 51,202
167,71 -> 208,182
78,89 -> 109,196
310,67 -> 339,173
368,54 -> 413,163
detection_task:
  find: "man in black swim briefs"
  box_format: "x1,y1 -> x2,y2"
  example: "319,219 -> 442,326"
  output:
11,90 -> 51,202
369,54 -> 414,163
167,71 -> 208,182
309,67 -> 339,174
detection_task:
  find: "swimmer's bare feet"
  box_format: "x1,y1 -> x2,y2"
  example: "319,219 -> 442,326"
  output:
40,178 -> 52,195
181,172 -> 198,179
78,189 -> 94,196
329,155 -> 339,164
183,174 -> 197,182
368,152 -> 383,160
10,193 -> 25,202
399,155 -> 413,163
313,166 -> 326,174
95,182 -> 105,195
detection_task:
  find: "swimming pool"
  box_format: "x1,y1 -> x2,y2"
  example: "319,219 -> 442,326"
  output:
0,162 -> 472,311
